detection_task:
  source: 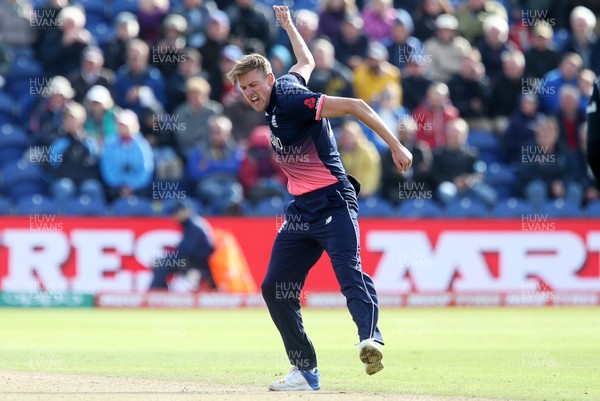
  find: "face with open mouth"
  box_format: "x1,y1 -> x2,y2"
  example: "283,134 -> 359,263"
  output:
237,69 -> 275,112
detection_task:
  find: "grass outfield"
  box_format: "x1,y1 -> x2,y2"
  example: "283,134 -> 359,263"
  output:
0,307 -> 599,401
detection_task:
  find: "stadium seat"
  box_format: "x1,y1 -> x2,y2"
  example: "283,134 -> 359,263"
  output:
0,160 -> 46,201
252,196 -> 285,216
87,22 -> 115,45
467,130 -> 502,165
445,197 -> 489,218
540,199 -> 581,218
0,197 -> 13,215
78,0 -> 108,17
5,54 -> 43,82
113,0 -> 139,15
397,199 -> 442,218
585,200 -> 600,218
15,194 -> 58,215
110,196 -> 155,216
0,91 -> 14,116
0,123 -> 29,169
358,196 -> 396,217
64,194 -> 106,216
493,198 -> 535,218
484,163 -> 516,200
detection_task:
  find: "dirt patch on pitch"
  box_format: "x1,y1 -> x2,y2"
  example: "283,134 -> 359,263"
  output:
0,371 -> 508,401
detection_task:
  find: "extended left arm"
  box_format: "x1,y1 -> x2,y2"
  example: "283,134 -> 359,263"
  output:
320,96 -> 413,172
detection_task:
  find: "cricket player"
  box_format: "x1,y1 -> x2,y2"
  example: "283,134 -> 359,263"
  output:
226,5 -> 413,391
587,77 -> 600,185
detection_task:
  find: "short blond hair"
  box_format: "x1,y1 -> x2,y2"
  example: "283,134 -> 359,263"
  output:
226,53 -> 272,84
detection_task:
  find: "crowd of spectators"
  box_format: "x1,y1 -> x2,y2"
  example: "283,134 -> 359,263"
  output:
0,0 -> 599,216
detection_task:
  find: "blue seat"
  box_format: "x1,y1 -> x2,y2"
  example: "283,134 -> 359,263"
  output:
540,199 -> 581,217
113,0 -> 139,15
110,196 -> 155,216
358,196 -> 395,217
0,123 -> 29,168
585,200 -> 600,218
87,21 -> 115,45
252,196 -> 285,216
493,197 -> 535,218
0,160 -> 46,201
0,91 -> 14,115
445,197 -> 489,218
398,199 -> 442,218
5,54 -> 43,82
78,0 -> 107,16
16,194 -> 58,215
65,194 -> 106,216
467,130 -> 502,165
485,162 -> 516,199
0,197 -> 13,215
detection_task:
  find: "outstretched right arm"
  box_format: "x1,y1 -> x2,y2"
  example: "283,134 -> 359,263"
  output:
273,5 -> 315,83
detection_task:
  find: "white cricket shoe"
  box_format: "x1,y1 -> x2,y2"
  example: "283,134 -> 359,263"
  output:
358,338 -> 384,375
268,367 -> 320,391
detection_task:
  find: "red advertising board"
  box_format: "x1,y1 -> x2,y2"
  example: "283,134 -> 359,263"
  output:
1,217 -> 600,300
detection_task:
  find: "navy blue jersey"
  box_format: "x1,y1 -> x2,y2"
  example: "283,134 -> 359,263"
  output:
265,72 -> 347,195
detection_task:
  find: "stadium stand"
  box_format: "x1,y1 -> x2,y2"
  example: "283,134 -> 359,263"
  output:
0,0 -> 597,217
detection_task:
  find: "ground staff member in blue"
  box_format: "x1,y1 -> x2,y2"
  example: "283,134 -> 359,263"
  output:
226,5 -> 413,391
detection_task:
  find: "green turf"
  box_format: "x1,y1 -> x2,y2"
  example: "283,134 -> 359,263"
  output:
0,307 -> 598,400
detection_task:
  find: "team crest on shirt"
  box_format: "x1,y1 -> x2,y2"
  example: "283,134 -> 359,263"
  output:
304,97 -> 316,109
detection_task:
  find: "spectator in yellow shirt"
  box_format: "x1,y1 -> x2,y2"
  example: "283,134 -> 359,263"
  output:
337,120 -> 382,197
352,42 -> 401,105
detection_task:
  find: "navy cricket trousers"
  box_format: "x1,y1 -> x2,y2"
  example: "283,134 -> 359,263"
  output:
261,179 -> 383,370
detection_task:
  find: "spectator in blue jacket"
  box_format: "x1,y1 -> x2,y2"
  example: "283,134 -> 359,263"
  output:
187,115 -> 244,215
562,6 -> 600,75
149,200 -> 216,291
115,39 -> 167,114
538,53 -> 583,115
100,109 -> 154,200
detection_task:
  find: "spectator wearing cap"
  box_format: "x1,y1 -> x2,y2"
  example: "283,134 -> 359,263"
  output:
38,5 -> 93,77
488,50 -> 526,134
502,94 -> 544,166
100,109 -> 154,200
200,11 -> 230,96
0,0 -> 37,49
269,44 -> 293,78
151,14 -> 189,81
83,85 -> 118,149
412,81 -> 459,149
401,56 -> 433,112
30,76 -> 76,146
317,0 -> 357,43
115,39 -> 167,114
172,0 -> 218,49
383,9 -> 423,72
173,77 -> 223,162
447,49 -> 491,132
476,15 -> 516,85
538,53 -> 583,115
226,0 -> 275,50
562,6 -> 600,75
138,0 -> 169,43
48,102 -> 105,207
307,38 -> 354,128
68,46 -> 116,103
166,48 -> 209,113
332,12 -> 369,70
424,13 -> 472,83
149,200 -> 216,292
412,0 -> 448,42
104,12 -> 140,71
524,22 -> 561,79
187,115 -> 244,215
353,42 -> 401,104
361,0 -> 396,42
